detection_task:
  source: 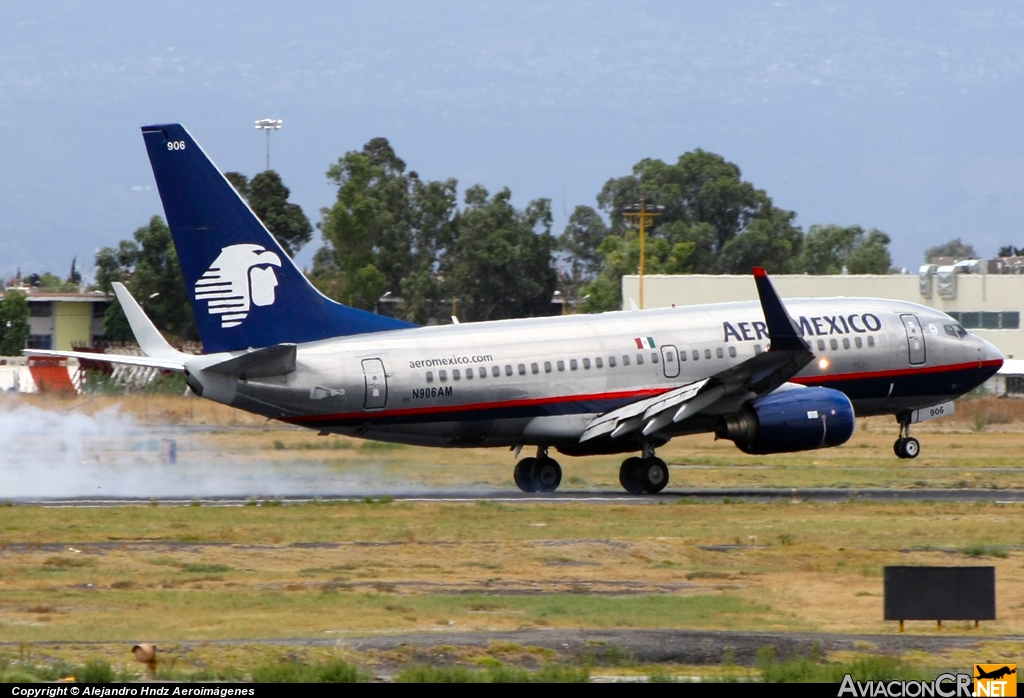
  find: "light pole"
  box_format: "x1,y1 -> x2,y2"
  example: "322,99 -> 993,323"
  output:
622,197 -> 664,309
254,118 -> 283,171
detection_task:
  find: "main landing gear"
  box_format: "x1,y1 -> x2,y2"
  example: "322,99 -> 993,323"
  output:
514,448 -> 562,493
619,443 -> 669,495
893,415 -> 920,459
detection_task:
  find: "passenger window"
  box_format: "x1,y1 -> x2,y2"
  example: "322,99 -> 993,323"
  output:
868,336 -> 876,348
596,357 -> 603,368
479,367 -> 487,378
492,366 -> 500,377
439,370 -> 448,382
453,369 -> 461,380
583,358 -> 591,369
505,365 -> 513,376
608,356 -> 617,368
531,363 -> 539,374
666,352 -> 675,363
623,355 -> 630,366
754,344 -> 763,354
518,364 -> 526,375
879,334 -> 888,347
716,347 -> 724,359
817,339 -> 826,351
692,350 -> 699,361
855,336 -> 863,349
544,361 -> 552,373
830,338 -> 838,350
651,353 -> 659,364
680,350 -> 686,362
466,368 -> 473,380
728,346 -> 737,358
570,359 -> 578,370
842,338 -> 850,349
636,354 -> 644,365
557,360 -> 565,371
704,349 -> 711,360
426,371 -> 434,383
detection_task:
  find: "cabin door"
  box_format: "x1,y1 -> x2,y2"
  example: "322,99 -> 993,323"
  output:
661,345 -> 680,378
900,314 -> 926,365
361,358 -> 388,409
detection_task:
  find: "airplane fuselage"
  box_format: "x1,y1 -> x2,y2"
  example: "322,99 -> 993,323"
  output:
189,297 -> 1002,455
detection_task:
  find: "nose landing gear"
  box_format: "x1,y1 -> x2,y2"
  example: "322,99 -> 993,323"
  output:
619,443 -> 669,494
893,415 -> 920,459
513,448 -> 563,493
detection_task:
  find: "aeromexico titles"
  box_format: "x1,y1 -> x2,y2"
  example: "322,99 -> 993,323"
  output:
32,125 -> 1004,495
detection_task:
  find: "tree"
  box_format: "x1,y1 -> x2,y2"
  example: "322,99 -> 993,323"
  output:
313,138 -> 456,318
441,186 -> 558,322
801,224 -> 891,275
94,216 -> 196,343
924,238 -> 976,262
998,245 -> 1024,257
0,289 -> 30,356
224,170 -> 312,257
580,149 -> 804,310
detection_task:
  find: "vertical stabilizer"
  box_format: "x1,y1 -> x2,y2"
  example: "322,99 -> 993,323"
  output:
141,123 -> 414,353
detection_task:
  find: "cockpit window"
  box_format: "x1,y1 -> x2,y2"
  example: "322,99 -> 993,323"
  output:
944,324 -> 968,339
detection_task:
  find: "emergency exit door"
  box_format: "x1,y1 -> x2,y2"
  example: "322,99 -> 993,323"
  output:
661,345 -> 680,378
900,314 -> 926,365
362,358 -> 388,409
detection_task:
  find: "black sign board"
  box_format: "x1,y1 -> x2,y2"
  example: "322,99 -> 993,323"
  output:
884,566 -> 996,621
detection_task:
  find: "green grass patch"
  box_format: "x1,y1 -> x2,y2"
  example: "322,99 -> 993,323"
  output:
250,658 -> 364,683
962,543 -> 1009,558
395,664 -> 588,683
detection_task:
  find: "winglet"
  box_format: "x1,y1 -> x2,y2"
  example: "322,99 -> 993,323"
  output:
752,268 -> 808,352
112,282 -> 187,360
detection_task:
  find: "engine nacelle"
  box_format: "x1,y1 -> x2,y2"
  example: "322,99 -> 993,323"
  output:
718,386 -> 855,455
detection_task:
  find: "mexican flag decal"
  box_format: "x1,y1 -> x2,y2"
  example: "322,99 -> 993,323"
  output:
634,336 -> 656,349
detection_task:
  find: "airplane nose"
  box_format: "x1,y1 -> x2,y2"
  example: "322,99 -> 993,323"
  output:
980,337 -> 1004,365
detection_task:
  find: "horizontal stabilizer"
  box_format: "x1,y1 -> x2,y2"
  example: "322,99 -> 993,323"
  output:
205,344 -> 297,378
23,349 -> 184,371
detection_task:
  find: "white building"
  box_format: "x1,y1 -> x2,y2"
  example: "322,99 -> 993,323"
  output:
622,266 -> 1024,394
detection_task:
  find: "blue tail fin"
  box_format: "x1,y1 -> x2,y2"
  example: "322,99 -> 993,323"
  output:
141,123 -> 415,353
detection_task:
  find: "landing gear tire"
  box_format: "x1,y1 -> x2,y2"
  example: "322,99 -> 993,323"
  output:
639,457 -> 669,494
619,457 -> 645,495
514,457 -> 539,492
893,437 -> 921,459
535,457 -> 562,493
514,456 -> 562,493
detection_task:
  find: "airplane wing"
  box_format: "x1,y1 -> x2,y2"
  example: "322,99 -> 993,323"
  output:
580,267 -> 814,443
23,282 -> 190,371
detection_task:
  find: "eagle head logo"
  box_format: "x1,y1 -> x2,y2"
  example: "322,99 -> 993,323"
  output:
194,244 -> 283,328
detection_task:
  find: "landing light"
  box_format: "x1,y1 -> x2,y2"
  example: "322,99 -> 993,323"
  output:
818,358 -> 830,370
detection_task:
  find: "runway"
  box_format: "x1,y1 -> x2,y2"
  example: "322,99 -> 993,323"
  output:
11,487 -> 1024,507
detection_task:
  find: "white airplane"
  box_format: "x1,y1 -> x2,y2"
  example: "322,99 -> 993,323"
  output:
32,125 -> 1004,494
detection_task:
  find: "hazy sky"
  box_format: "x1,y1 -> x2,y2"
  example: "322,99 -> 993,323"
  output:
2,1 -> 1024,280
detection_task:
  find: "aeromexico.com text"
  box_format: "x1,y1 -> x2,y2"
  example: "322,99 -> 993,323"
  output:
409,354 -> 493,369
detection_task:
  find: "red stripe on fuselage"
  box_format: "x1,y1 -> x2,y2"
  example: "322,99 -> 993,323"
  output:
284,387 -> 670,425
283,359 -> 1002,426
790,358 -> 1003,385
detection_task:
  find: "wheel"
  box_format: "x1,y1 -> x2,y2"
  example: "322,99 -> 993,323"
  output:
535,458 -> 562,493
619,457 -> 645,495
639,457 -> 669,494
514,457 -> 538,493
893,439 -> 905,458
902,437 -> 920,459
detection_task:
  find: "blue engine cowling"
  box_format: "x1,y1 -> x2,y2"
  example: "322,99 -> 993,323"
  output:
719,386 -> 856,455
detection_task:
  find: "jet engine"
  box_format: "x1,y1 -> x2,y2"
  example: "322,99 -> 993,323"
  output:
718,387 -> 855,455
